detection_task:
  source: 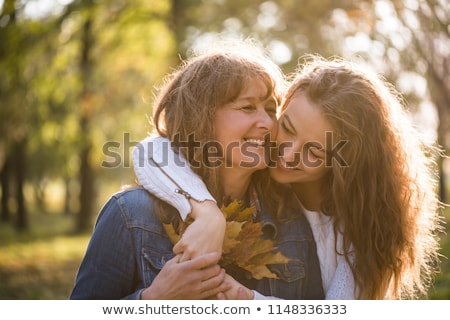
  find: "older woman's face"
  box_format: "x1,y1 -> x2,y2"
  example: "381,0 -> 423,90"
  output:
213,78 -> 278,171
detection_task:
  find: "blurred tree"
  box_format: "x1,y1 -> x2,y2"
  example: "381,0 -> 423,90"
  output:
1,0 -> 85,229
60,0 -> 177,231
172,0 -> 448,200
1,0 -> 175,231
76,2 -> 96,232
321,0 -> 449,201
0,159 -> 10,222
169,0 -> 357,69
0,0 -> 29,230
1,0 -> 446,233
390,0 -> 449,202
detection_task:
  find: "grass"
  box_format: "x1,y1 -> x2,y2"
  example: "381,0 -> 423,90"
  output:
0,213 -> 90,299
0,207 -> 449,300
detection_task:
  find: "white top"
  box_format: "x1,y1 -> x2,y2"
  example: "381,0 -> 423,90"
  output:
132,135 -> 356,299
301,208 -> 356,299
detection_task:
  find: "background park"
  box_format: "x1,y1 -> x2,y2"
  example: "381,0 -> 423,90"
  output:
0,0 -> 449,299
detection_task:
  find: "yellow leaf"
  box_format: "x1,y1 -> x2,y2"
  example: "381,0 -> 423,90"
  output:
240,264 -> 278,280
249,251 -> 290,266
234,205 -> 256,222
268,251 -> 291,264
225,221 -> 244,239
221,200 -> 242,220
247,239 -> 277,259
163,223 -> 181,244
222,238 -> 240,255
163,201 -> 290,281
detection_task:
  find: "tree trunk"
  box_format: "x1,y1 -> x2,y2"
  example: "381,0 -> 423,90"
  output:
14,139 -> 27,231
77,126 -> 94,232
0,157 -> 10,223
64,177 -> 72,216
76,15 -> 96,233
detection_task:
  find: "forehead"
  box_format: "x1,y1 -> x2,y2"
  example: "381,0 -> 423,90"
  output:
281,93 -> 334,140
238,77 -> 272,99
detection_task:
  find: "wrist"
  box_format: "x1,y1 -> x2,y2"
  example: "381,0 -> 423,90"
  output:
140,286 -> 160,300
140,290 -> 150,300
189,200 -> 225,221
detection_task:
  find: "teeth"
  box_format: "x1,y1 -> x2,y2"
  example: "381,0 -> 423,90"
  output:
244,138 -> 265,146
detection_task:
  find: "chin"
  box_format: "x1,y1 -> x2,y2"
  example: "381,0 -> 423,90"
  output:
269,169 -> 294,184
237,152 -> 268,170
239,160 -> 267,171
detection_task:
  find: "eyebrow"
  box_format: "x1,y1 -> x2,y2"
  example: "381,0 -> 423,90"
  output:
284,114 -> 329,154
237,95 -> 274,103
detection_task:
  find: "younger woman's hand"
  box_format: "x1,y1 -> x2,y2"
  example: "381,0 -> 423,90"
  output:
173,200 -> 226,261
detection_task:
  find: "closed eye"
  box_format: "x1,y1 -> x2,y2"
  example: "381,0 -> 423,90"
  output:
266,107 -> 277,117
236,104 -> 256,112
280,119 -> 295,135
265,100 -> 278,116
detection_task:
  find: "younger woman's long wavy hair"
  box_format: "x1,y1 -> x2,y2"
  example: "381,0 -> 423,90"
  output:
282,55 -> 443,299
152,40 -> 285,211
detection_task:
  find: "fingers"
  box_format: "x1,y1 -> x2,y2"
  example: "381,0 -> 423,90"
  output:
185,252 -> 220,270
173,240 -> 197,262
237,287 -> 253,300
173,240 -> 184,255
165,254 -> 182,266
199,268 -> 231,298
216,292 -> 226,300
178,251 -> 191,263
169,252 -> 221,280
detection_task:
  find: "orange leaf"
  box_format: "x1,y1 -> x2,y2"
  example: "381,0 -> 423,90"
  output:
163,223 -> 181,244
239,264 -> 278,280
163,201 -> 290,281
234,205 -> 256,222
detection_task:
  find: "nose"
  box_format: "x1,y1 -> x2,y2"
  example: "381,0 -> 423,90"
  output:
256,109 -> 275,131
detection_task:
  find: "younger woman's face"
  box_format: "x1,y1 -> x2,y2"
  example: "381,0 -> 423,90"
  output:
213,78 -> 278,171
270,92 -> 333,185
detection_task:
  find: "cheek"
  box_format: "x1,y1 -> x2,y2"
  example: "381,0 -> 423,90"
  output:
304,163 -> 329,178
275,131 -> 291,153
276,139 -> 298,162
270,120 -> 278,140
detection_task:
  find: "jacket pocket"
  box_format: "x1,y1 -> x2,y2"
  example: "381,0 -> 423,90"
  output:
141,248 -> 175,285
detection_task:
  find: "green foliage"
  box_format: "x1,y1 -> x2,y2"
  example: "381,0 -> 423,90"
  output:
2,0 -> 447,228
1,0 -> 176,228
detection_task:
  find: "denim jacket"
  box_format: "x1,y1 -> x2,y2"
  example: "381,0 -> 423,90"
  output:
70,187 -> 324,300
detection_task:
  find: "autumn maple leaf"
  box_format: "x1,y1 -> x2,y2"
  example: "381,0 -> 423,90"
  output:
164,200 -> 290,280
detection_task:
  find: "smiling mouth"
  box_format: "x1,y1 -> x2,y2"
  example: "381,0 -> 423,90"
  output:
278,157 -> 301,170
243,138 -> 265,147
